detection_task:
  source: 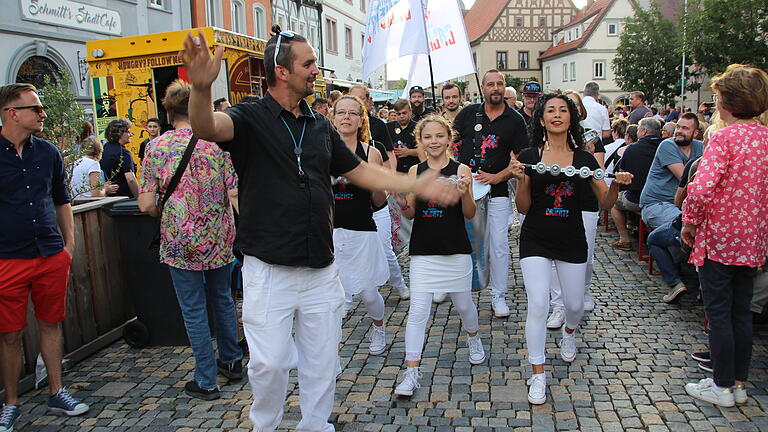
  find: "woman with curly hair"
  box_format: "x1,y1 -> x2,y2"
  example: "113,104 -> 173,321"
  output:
508,93 -> 632,404
100,118 -> 138,197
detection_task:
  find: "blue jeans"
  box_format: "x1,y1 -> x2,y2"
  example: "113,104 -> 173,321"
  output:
641,201 -> 680,229
169,265 -> 242,390
647,222 -> 682,287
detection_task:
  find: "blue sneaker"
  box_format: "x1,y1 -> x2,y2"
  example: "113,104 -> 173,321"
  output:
47,388 -> 89,416
0,404 -> 21,432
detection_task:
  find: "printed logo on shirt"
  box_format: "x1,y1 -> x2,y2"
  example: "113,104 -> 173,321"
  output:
334,178 -> 354,200
544,181 -> 574,218
468,134 -> 499,169
421,200 -> 445,218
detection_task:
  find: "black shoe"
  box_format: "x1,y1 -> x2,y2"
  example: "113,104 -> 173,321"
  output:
698,362 -> 713,373
184,381 -> 220,401
691,350 -> 711,363
217,359 -> 243,381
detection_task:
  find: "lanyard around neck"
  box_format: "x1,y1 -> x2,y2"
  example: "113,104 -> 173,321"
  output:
280,116 -> 307,176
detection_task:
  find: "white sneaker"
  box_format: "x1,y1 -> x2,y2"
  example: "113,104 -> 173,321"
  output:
398,284 -> 411,300
560,327 -> 577,362
583,291 -> 595,312
492,295 -> 510,318
394,367 -> 422,396
433,292 -> 448,304
467,335 -> 486,364
733,384 -> 748,404
685,378 -> 735,407
546,308 -> 565,329
369,324 -> 387,355
527,373 -> 546,404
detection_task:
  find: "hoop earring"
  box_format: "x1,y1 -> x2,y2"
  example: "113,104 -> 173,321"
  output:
543,131 -> 550,151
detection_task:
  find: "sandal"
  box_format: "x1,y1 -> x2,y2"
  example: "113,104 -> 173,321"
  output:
612,240 -> 632,250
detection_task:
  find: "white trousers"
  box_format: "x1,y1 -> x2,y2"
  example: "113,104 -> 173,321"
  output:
404,291 -> 480,361
241,256 -> 344,432
373,207 -> 406,291
487,197 -> 511,296
521,256 -> 587,365
550,210 -> 599,309
344,285 -> 385,321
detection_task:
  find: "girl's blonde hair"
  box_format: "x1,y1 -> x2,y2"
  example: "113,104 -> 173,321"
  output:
414,114 -> 457,159
333,95 -> 370,143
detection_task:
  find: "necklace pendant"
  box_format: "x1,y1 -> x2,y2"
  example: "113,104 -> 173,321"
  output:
294,147 -> 302,156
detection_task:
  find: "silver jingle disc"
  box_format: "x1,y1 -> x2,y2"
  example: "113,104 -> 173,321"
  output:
593,168 -> 605,180
579,167 -> 591,179
474,124 -> 483,132
534,162 -> 548,174
564,165 -> 577,177
395,128 -> 401,134
550,163 -> 561,176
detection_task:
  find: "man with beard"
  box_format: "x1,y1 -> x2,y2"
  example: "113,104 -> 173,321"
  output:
639,113 -> 703,228
440,82 -> 463,123
517,81 -> 540,125
180,29 -> 460,431
387,99 -> 421,173
453,70 -> 529,317
409,86 -> 435,123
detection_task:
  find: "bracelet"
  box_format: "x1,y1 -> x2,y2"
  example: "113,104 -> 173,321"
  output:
523,162 -> 615,180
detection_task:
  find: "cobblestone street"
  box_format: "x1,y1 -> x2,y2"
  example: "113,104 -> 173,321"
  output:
16,228 -> 768,432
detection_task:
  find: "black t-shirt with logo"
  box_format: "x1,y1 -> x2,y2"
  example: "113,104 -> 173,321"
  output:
453,103 -> 529,197
333,142 -> 376,232
518,147 -> 599,263
386,120 -> 419,173
409,159 -> 471,256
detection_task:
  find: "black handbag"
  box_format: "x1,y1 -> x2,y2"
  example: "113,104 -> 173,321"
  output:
149,135 -> 199,248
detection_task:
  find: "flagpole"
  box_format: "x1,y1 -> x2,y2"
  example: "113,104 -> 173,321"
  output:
474,73 -> 483,103
419,0 -> 439,112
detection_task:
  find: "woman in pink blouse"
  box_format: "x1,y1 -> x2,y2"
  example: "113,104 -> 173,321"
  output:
681,64 -> 768,407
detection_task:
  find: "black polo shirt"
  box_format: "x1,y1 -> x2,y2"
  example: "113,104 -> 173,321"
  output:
0,134 -> 70,259
222,92 -> 361,268
100,141 -> 136,197
412,106 -> 436,123
368,115 -> 393,152
517,106 -> 532,125
453,103 -> 529,197
386,120 -> 418,173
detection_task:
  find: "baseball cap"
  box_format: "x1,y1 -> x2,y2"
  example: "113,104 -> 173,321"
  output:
409,86 -> 425,95
522,81 -> 542,95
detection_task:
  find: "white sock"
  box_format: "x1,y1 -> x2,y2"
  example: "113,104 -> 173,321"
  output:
712,383 -> 726,392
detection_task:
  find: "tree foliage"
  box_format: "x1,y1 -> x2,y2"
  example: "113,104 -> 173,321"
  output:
39,71 -> 87,189
504,75 -> 538,91
612,1 -> 682,104
687,0 -> 768,75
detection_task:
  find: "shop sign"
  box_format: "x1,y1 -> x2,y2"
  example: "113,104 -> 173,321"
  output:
21,0 -> 122,36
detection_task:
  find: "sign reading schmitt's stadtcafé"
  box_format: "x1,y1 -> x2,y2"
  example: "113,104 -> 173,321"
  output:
20,0 -> 122,36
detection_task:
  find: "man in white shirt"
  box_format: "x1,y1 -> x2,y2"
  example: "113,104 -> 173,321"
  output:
581,82 -> 611,138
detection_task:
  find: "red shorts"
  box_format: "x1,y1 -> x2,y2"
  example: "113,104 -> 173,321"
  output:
0,250 -> 72,333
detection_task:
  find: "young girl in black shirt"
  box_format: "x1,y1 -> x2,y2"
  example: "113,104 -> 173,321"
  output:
394,115 -> 485,396
508,94 -> 633,405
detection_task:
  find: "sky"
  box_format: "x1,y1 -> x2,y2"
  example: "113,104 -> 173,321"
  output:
386,0 -> 589,80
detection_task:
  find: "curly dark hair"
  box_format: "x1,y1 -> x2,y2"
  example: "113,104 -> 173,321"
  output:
527,92 -> 584,151
104,118 -> 132,144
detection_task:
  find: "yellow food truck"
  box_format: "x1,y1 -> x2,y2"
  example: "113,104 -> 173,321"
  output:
86,27 -> 325,163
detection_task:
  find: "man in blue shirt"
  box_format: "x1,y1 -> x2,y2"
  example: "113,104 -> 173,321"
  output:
640,113 -> 704,228
0,83 -> 89,431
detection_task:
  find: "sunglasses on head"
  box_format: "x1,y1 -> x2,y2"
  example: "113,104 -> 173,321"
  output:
3,105 -> 47,115
273,31 -> 296,68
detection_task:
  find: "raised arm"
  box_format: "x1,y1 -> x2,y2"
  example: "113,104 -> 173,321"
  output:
179,30 -> 235,142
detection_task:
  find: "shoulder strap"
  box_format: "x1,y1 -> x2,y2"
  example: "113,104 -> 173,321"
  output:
160,134 -> 198,212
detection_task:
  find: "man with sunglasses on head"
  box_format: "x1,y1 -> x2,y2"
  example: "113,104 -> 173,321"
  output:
179,28 -> 460,432
452,70 -> 529,318
0,83 -> 89,432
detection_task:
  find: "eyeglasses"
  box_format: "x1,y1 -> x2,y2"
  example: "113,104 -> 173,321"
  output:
503,97 -> 513,100
334,109 -> 361,118
273,31 -> 296,68
3,105 -> 47,115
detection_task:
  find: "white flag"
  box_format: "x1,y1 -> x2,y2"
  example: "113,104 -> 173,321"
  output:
362,0 -> 429,80
401,0 -> 476,98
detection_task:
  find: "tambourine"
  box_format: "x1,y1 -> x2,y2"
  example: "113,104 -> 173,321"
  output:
472,175 -> 491,200
524,162 -> 615,180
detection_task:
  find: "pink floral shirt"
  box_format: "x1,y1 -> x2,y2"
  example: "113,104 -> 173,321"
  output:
140,128 -> 237,271
683,122 -> 768,267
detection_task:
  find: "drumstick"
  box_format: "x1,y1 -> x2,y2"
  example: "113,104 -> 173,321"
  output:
522,162 -> 616,180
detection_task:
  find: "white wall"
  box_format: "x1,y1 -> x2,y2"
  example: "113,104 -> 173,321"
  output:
322,0 -> 368,81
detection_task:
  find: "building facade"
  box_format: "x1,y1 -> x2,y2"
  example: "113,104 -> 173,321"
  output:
271,0 -> 322,63
463,0 -> 578,101
191,0 -> 272,40
0,0 -> 191,109
321,0 -> 367,82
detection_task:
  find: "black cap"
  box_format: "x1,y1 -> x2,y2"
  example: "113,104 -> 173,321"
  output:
409,86 -> 425,95
522,81 -> 542,95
